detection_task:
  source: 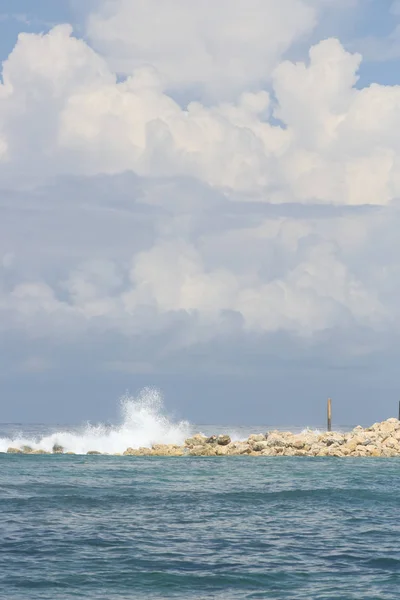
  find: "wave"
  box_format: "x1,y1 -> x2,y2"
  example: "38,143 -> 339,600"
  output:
0,388 -> 192,455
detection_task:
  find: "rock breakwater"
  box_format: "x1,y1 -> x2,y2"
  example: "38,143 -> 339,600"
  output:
5,418 -> 400,457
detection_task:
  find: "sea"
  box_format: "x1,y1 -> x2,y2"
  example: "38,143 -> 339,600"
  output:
1,390 -> 399,600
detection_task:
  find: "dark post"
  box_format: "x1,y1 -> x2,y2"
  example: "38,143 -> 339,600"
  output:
327,398 -> 332,432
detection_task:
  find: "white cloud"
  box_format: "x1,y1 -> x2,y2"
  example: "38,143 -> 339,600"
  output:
0,194 -> 391,346
1,25 -> 400,206
0,2 -> 400,369
85,0 -> 316,97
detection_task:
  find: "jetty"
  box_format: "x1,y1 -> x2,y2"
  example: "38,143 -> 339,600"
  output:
5,418 -> 400,457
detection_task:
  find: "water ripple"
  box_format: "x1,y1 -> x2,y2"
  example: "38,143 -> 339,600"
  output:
0,456 -> 400,599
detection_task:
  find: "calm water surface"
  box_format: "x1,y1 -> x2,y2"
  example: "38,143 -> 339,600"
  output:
1,454 -> 399,599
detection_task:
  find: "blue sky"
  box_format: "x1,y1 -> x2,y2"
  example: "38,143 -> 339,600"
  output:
0,1 -> 75,56
1,0 -> 400,426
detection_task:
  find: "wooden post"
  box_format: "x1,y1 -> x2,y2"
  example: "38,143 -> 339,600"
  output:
327,398 -> 332,432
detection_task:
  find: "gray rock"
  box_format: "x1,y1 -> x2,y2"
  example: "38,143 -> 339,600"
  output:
217,435 -> 231,446
206,436 -> 218,445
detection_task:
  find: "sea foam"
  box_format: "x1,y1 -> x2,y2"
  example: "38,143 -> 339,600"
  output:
0,388 -> 192,455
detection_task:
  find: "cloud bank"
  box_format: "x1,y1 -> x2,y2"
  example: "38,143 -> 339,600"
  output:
0,0 -> 400,385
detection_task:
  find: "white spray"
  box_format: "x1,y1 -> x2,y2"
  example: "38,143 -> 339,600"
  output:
0,388 -> 192,455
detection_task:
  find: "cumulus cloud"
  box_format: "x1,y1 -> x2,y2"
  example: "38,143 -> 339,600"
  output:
1,24 -> 400,206
85,0 -> 317,97
0,0 -> 400,378
0,174 -> 394,350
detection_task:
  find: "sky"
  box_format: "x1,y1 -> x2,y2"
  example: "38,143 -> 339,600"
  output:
1,0 -> 400,425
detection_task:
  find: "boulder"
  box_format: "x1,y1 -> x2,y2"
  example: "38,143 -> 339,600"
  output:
309,445 -> 323,456
215,445 -> 230,456
21,446 -> 33,454
206,436 -> 218,445
370,419 -> 400,436
354,446 -> 368,457
325,445 -> 344,457
344,439 -> 358,453
7,447 -> 22,454
282,448 -> 296,456
252,441 -> 270,452
261,448 -> 277,456
382,437 -> 399,449
217,434 -> 231,446
322,433 -> 345,446
266,433 -> 287,448
151,444 -> 184,456
226,442 -> 251,455
123,447 -> 153,456
185,434 -> 207,447
52,444 -> 64,454
87,451 -> 102,455
352,425 -> 364,434
123,448 -> 139,456
365,446 -> 381,457
291,438 -> 306,450
248,434 -> 266,444
189,445 -> 217,456
293,449 -> 308,457
382,448 -> 398,457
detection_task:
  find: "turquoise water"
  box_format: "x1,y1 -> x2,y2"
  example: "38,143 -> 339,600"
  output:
1,455 -> 399,599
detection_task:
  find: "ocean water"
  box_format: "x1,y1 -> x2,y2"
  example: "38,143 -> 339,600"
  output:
1,455 -> 400,599
1,391 -> 399,599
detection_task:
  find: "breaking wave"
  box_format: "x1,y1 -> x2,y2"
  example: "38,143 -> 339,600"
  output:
0,388 -> 192,455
